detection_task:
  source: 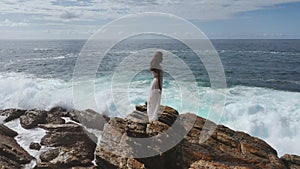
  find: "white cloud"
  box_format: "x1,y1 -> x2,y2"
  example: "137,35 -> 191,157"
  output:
0,0 -> 299,39
60,11 -> 81,20
0,19 -> 28,27
0,0 -> 299,22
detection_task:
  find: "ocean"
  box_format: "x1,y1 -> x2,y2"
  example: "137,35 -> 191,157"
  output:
0,39 -> 299,156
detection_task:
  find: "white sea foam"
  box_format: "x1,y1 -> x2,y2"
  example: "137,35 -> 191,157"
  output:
4,119 -> 47,168
15,53 -> 77,62
0,72 -> 74,110
0,72 -> 299,156
222,86 -> 300,156
33,48 -> 53,52
217,49 -> 300,56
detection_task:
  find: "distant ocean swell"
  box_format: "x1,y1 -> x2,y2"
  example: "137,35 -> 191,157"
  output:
0,71 -> 299,156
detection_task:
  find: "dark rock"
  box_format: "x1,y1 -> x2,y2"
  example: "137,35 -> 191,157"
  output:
0,124 -> 18,137
0,109 -> 26,122
96,106 -> 183,169
37,123 -> 97,168
0,133 -> 33,168
39,123 -> 97,147
35,162 -> 97,169
0,155 -> 22,169
20,110 -> 47,129
281,154 -> 300,169
37,142 -> 96,167
157,105 -> 179,126
66,109 -> 109,130
135,104 -> 147,112
133,105 -> 179,126
49,106 -> 68,116
46,114 -> 65,124
29,142 -> 41,150
71,166 -> 98,169
40,148 -> 59,162
95,105 -> 292,169
46,107 -> 67,124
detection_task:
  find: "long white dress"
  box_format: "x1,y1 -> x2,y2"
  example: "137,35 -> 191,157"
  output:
147,77 -> 161,122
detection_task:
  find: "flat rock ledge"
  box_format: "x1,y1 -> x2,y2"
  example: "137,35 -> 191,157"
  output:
0,105 -> 299,169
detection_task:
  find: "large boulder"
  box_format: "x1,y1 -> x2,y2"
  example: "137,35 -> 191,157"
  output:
35,123 -> 97,168
37,142 -> 95,168
180,113 -> 287,169
39,123 -> 97,146
45,107 -> 67,124
66,109 -> 110,130
0,125 -> 33,168
19,108 -> 68,129
20,110 -> 47,129
0,124 -> 18,137
96,105 -> 183,169
0,108 -> 26,122
95,105 -> 292,169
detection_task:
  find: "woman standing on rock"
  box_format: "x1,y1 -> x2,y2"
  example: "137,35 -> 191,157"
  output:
147,51 -> 163,122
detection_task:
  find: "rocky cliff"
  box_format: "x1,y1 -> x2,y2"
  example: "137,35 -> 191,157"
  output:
0,106 -> 299,169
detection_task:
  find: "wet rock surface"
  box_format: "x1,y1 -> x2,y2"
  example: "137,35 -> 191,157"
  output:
35,122 -> 97,168
0,109 -> 26,123
0,124 -> 18,137
0,107 -> 106,169
20,110 -> 48,129
29,142 -> 41,151
0,124 -> 33,169
0,105 -> 299,169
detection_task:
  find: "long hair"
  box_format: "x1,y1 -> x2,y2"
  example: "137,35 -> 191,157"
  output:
150,51 -> 163,90
150,51 -> 163,70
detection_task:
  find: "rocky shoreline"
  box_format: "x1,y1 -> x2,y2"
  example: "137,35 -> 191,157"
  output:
0,105 -> 299,169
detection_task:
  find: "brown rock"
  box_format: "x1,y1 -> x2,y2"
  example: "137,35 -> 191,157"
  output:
71,166 -> 98,169
133,105 -> 179,126
49,106 -> 68,116
37,123 -> 97,168
37,142 -> 95,168
281,154 -> 300,169
95,105 -> 293,169
39,123 -> 97,147
96,106 -> 183,169
46,114 -> 65,124
125,110 -> 149,123
40,148 -> 59,162
135,104 -> 147,112
180,114 -> 287,169
0,124 -> 18,137
0,108 -> 26,122
0,133 -> 33,168
20,109 -> 47,129
157,105 -> 179,126
66,109 -> 109,130
45,107 -> 68,125
29,142 -> 41,151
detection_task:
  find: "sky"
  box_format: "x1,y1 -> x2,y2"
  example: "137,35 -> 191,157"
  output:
0,0 -> 300,39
